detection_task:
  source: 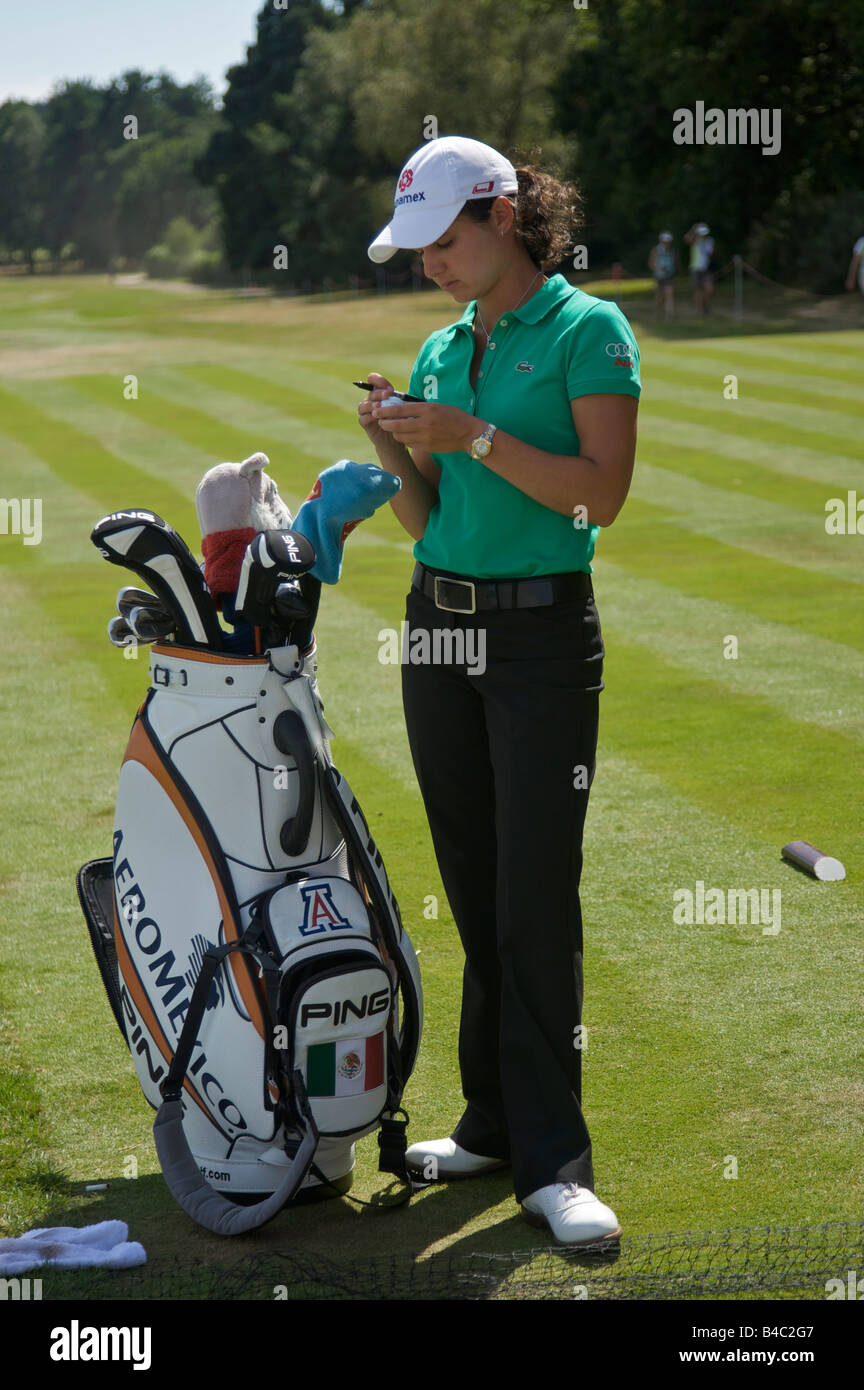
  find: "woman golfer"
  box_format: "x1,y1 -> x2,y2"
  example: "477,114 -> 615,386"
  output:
358,136 -> 640,1245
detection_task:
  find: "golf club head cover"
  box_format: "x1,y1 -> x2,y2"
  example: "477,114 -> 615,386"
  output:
293,460 -> 402,584
234,531 -> 320,654
235,529 -> 317,629
196,452 -> 294,607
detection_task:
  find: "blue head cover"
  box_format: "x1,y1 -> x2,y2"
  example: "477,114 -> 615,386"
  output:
293,460 -> 402,584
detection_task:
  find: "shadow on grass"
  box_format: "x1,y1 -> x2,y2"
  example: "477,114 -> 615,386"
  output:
31,1169 -> 619,1301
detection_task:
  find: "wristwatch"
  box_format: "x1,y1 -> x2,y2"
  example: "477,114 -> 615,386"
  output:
470,423 -> 497,460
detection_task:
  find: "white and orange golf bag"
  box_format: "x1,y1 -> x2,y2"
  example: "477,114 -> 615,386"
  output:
77,507 -> 422,1235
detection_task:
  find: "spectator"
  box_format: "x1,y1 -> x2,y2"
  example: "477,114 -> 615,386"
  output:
684,222 -> 715,316
845,236 -> 864,297
648,231 -> 679,319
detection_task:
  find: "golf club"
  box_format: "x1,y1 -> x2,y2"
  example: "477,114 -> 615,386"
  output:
92,509 -> 223,650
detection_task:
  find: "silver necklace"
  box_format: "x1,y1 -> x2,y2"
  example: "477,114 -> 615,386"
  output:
475,271 -> 546,349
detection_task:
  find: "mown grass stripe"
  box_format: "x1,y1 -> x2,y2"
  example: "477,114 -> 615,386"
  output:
634,435 -> 848,513
177,362 -> 363,423
598,501 -> 864,649
596,558 -> 864,743
172,354 -> 430,423
0,381 -> 193,524
757,331 -> 864,354
644,371 -> 864,432
643,348 -> 864,403
3,373 -> 221,486
125,365 -> 375,474
705,337 -> 864,376
623,467 -> 863,585
641,395 -> 864,461
599,634 -> 862,873
0,333 -> 254,384
635,412 -> 864,489
180,356 -> 413,415
62,371 -> 406,540
0,428 -> 99,569
63,371 -> 319,483
65,368 -> 410,546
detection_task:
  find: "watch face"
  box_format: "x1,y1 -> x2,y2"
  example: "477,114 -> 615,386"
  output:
474,438 -> 491,457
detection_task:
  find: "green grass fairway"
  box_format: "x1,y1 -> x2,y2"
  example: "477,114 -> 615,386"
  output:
1,274 -> 862,1299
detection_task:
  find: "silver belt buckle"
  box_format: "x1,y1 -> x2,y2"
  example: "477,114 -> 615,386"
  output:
433,576 -> 476,614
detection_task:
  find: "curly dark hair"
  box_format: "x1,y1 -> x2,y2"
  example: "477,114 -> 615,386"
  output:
459,161 -> 584,272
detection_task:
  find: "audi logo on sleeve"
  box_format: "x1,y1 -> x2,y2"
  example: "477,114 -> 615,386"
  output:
605,342 -> 636,366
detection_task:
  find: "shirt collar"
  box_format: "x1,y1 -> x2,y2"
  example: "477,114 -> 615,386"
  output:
453,272 -> 573,334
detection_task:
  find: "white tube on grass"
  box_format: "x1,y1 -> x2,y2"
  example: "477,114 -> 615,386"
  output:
781,840 -> 845,881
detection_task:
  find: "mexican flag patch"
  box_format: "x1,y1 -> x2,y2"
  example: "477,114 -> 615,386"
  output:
306,1033 -> 385,1096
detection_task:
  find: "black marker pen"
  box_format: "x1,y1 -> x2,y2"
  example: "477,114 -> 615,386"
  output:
353,381 -> 424,403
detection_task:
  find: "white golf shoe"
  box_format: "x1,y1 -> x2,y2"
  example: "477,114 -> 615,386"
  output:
521,1182 -> 622,1245
404,1137 -> 509,1180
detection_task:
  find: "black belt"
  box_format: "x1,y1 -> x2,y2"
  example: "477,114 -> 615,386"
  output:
411,562 -> 591,614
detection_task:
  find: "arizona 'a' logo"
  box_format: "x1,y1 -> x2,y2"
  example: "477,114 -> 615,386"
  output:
299,882 -> 351,936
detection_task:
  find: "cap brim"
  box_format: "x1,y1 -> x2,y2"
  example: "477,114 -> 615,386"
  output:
367,202 -> 462,263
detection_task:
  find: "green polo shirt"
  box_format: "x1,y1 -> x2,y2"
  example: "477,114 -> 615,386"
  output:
407,273 -> 641,578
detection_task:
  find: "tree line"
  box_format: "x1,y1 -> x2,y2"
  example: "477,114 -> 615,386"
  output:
0,0 -> 860,293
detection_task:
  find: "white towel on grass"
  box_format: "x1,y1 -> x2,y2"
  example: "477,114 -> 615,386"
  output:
0,1220 -> 146,1275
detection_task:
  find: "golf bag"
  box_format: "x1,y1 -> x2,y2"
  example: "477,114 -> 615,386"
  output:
77,510 -> 423,1236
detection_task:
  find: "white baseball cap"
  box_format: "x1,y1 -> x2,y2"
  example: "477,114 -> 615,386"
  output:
367,136 -> 518,263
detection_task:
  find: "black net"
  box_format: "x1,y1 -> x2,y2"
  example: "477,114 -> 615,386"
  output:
38,1220 -> 864,1301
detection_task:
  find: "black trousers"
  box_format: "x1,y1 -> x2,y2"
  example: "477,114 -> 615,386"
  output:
401,577 -> 605,1202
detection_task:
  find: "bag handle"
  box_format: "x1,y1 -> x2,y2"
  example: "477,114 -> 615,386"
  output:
154,933 -> 318,1235
154,1095 -> 318,1236
273,709 -> 317,857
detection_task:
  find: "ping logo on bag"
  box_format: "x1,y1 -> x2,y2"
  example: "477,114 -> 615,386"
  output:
300,988 -> 390,1028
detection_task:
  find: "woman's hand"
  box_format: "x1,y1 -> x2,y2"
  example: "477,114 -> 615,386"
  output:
371,400 -> 478,454
357,371 -> 400,450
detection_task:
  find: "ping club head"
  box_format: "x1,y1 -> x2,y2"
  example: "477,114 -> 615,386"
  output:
108,615 -> 136,649
92,509 -> 223,650
117,585 -> 163,619
272,580 -> 314,625
116,585 -> 177,642
127,604 -> 177,643
272,575 -> 321,653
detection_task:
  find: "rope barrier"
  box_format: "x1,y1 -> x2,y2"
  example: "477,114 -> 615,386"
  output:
611,256 -> 851,305
738,258 -> 848,301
